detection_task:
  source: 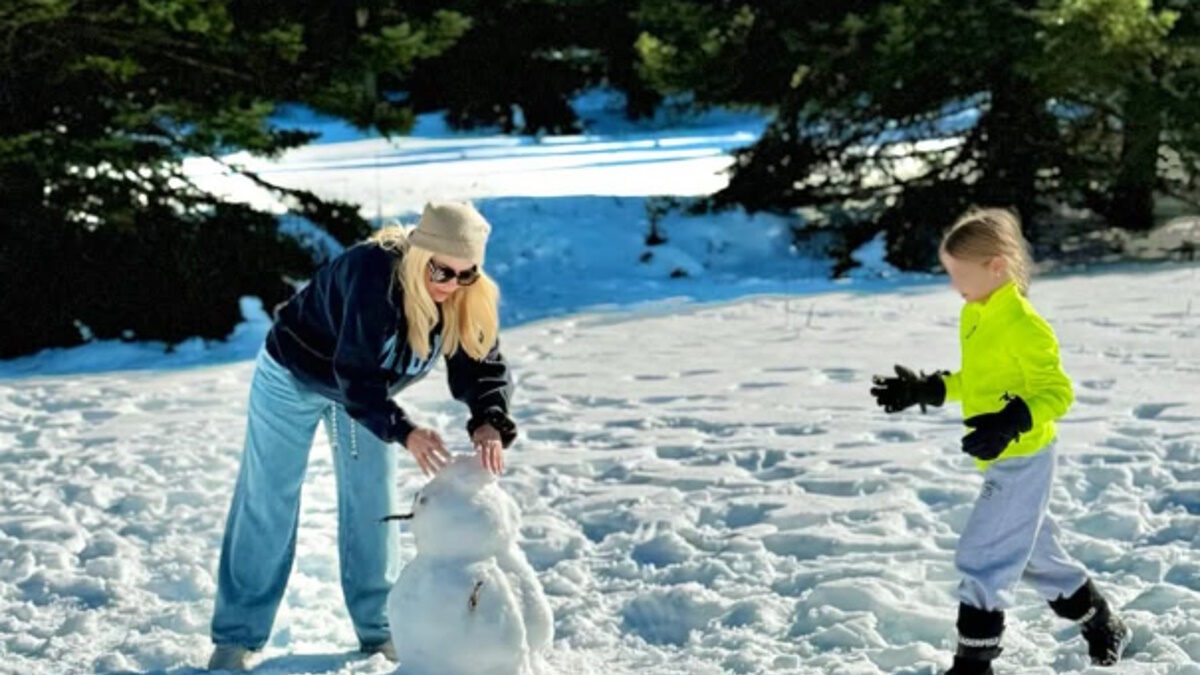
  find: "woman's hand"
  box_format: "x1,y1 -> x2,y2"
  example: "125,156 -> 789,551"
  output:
404,427 -> 450,476
472,423 -> 504,474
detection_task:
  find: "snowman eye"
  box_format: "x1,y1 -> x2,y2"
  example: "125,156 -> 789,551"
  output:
418,496 -> 428,506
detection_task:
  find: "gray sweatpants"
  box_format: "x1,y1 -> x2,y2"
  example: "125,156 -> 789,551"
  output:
956,444 -> 1089,611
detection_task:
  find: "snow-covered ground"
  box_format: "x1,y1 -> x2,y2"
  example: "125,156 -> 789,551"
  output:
188,90 -> 767,219
2,94 -> 1199,674
3,265 -> 1199,674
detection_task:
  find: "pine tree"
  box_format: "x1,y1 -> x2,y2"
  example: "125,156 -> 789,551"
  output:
400,0 -> 661,133
635,0 -> 1199,270
0,1 -> 468,357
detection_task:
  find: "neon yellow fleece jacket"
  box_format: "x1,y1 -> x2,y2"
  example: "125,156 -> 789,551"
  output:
941,281 -> 1074,470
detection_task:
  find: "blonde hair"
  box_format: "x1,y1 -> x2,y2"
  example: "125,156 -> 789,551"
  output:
369,225 -> 500,361
940,207 -> 1034,294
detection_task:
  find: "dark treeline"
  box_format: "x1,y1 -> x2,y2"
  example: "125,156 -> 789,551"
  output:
2,1 -> 1196,357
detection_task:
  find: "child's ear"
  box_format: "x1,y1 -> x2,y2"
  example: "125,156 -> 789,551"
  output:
989,255 -> 1008,278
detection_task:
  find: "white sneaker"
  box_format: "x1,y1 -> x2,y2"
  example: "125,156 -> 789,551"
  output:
361,639 -> 397,662
207,644 -> 252,672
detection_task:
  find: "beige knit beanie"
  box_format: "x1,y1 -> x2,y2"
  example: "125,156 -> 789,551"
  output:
407,201 -> 491,266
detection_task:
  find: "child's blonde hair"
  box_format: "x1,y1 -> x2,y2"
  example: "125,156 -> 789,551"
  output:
940,207 -> 1034,294
369,225 -> 500,361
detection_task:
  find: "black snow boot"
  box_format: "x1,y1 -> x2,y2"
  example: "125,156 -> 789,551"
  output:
1049,579 -> 1132,666
945,603 -> 1003,675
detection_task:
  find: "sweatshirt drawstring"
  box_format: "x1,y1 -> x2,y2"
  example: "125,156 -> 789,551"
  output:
327,404 -> 359,460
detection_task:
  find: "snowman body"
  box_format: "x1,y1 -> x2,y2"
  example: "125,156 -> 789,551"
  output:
386,457 -> 552,675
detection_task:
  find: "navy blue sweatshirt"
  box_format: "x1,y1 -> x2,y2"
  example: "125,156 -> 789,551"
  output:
265,242 -> 515,446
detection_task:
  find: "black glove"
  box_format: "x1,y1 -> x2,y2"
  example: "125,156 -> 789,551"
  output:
870,365 -> 947,413
962,395 -> 1033,460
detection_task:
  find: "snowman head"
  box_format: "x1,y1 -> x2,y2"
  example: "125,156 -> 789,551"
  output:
409,455 -> 520,559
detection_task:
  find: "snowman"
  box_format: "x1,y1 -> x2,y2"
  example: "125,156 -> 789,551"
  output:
386,455 -> 553,675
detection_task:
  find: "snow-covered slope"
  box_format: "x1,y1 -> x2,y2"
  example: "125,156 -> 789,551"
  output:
2,264 -> 1197,674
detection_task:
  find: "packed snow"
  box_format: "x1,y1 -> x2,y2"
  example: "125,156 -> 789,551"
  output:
387,456 -> 552,675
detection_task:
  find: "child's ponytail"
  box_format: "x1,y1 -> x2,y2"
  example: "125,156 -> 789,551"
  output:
941,208 -> 1034,294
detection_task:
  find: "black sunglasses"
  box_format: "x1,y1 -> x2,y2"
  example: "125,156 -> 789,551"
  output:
428,259 -> 480,286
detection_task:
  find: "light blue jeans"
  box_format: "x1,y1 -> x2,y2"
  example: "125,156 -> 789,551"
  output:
211,348 -> 399,649
956,444 -> 1090,611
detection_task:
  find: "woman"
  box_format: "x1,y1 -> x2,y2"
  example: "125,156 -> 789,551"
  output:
207,201 -> 518,671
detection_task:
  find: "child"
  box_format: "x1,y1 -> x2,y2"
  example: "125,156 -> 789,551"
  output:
870,208 -> 1131,674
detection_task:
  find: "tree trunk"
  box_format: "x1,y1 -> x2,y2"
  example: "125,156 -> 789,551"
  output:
1110,77 -> 1162,232
977,70 -> 1047,235
0,166 -> 84,357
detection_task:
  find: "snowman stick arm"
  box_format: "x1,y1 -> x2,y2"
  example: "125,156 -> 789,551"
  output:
468,580 -> 485,612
